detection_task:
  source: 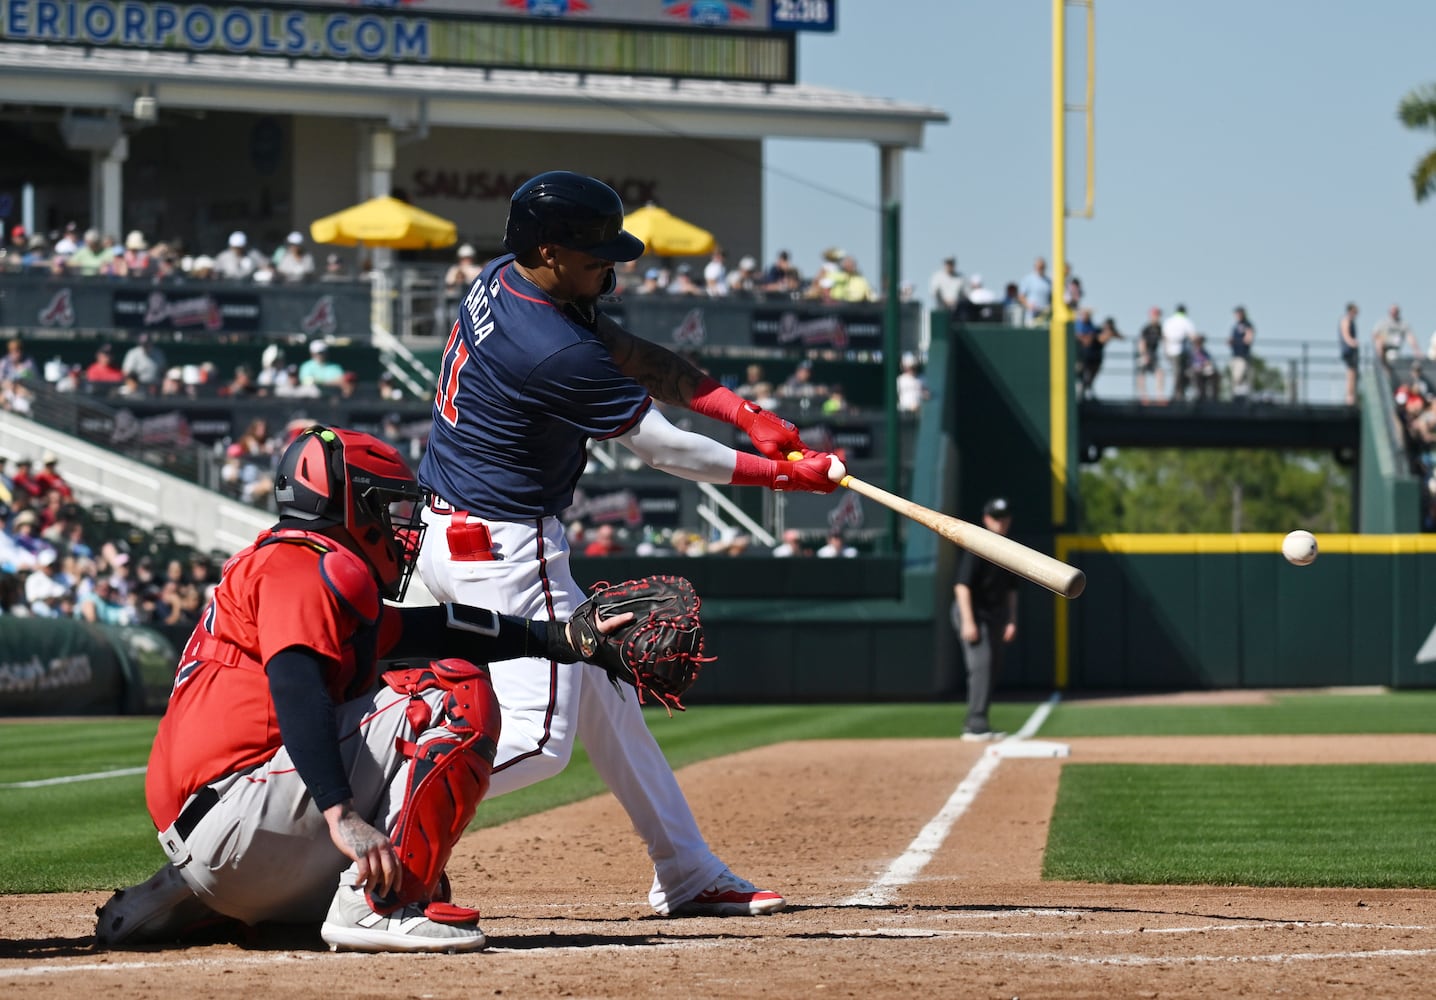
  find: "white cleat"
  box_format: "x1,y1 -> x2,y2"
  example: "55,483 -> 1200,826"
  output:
320,885 -> 487,953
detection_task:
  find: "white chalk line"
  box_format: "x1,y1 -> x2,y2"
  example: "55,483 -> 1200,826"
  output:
7,916 -> 1433,976
832,919 -> 1436,940
982,946 -> 1436,966
0,766 -> 147,789
0,952 -> 350,978
842,693 -> 1061,907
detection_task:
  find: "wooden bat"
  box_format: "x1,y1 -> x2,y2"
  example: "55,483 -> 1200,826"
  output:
789,454 -> 1085,599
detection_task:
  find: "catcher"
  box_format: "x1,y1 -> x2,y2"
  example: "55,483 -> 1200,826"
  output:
96,425 -> 709,952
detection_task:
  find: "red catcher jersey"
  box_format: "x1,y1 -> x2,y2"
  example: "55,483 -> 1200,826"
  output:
145,531 -> 398,830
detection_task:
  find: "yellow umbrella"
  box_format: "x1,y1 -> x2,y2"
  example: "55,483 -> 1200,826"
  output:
309,195 -> 457,249
622,204 -> 715,257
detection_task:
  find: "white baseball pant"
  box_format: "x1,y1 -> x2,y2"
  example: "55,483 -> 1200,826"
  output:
414,506 -> 726,911
157,683 -> 450,926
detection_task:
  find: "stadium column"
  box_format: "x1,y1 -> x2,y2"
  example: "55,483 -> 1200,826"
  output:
368,125 -> 397,330
97,135 -> 127,244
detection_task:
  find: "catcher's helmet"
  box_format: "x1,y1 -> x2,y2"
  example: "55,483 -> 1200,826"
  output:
274,425 -> 427,600
503,171 -> 644,262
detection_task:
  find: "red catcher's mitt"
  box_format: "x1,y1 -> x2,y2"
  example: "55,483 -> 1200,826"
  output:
566,575 -> 712,713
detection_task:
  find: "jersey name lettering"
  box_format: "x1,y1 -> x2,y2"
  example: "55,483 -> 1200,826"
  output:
465,282 -> 495,345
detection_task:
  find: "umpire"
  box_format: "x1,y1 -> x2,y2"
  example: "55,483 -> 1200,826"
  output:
950,497 -> 1019,741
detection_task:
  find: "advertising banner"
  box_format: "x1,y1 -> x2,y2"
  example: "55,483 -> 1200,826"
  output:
0,0 -> 824,79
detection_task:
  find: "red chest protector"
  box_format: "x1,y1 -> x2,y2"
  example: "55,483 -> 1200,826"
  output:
183,528 -> 384,700
249,527 -> 382,626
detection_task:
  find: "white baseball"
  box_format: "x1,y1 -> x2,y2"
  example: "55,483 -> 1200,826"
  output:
1281,530 -> 1318,566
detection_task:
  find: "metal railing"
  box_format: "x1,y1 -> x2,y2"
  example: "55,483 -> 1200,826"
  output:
1085,335 -> 1362,406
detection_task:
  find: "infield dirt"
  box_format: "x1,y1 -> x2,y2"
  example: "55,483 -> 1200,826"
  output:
5,732 -> 1436,999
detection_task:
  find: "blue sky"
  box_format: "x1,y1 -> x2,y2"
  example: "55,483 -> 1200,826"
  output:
763,0 -> 1436,382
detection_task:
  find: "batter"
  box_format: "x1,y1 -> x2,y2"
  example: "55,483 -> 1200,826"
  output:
417,170 -> 846,916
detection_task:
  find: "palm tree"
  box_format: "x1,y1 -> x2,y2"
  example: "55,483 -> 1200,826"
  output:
1398,84 -> 1436,202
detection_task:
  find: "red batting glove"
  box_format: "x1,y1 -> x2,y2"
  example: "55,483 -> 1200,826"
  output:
690,377 -> 809,459
731,451 -> 847,494
733,401 -> 805,460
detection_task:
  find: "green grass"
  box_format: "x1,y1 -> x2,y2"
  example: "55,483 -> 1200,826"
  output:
1044,764 -> 1436,888
1039,690 -> 1436,737
7,691 -> 1436,895
0,720 -> 158,783
0,704 -> 976,892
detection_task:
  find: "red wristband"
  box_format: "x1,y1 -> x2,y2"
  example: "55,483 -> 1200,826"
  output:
689,376 -> 745,425
730,451 -> 779,487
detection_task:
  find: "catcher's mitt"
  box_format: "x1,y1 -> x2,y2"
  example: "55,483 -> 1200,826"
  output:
564,575 -> 712,712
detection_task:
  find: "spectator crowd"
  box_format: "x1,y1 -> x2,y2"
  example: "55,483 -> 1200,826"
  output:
0,223 -> 352,284
0,453 -> 217,630
564,520 -> 865,560
0,333 -> 404,417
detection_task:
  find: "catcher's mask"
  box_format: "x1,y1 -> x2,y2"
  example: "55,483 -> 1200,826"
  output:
274,425 -> 427,600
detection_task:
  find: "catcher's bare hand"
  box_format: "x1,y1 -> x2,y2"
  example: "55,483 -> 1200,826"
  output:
565,609 -> 634,649
325,801 -> 400,897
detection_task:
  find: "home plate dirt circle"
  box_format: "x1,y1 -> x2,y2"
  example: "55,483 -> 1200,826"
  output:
4,734 -> 1436,998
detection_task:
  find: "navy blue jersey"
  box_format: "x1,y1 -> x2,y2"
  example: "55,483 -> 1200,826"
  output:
419,255 -> 652,518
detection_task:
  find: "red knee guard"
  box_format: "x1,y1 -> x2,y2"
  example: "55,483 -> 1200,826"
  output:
379,659 -> 501,910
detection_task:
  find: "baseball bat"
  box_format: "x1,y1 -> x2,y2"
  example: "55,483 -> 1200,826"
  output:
789,454 -> 1085,599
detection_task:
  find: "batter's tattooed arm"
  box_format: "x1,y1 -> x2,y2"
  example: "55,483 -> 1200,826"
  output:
595,313 -> 706,406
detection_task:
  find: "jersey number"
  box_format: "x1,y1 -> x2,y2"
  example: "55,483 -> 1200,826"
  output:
435,319 -> 469,427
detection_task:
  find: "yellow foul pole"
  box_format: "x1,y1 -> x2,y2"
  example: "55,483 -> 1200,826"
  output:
1051,0 -> 1072,688
1050,0 -> 1070,527
1052,0 -> 1096,690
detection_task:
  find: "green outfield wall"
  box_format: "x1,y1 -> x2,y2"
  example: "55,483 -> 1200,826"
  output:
1055,534 -> 1436,690
0,618 -> 177,715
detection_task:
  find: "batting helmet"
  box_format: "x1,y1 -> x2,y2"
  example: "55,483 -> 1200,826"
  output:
503,171 -> 644,262
274,425 -> 427,600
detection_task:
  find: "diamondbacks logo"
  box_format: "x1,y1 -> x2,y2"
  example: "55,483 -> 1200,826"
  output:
38,289 -> 75,328
301,295 -> 338,336
672,308 -> 706,346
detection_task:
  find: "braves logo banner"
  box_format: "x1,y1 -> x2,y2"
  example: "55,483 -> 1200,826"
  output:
750,308 -> 883,351
564,485 -> 682,528
112,289 -> 261,332
38,289 -> 76,328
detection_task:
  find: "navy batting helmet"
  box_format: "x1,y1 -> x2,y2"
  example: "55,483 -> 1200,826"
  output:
503,171 -> 644,262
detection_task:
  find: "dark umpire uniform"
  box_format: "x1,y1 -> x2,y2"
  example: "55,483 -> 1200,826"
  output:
951,498 -> 1019,740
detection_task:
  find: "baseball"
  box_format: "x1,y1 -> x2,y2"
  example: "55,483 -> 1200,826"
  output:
1281,530 -> 1318,566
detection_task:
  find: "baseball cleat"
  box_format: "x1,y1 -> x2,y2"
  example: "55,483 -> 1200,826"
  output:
320,885 -> 488,953
960,729 -> 1006,743
665,869 -> 786,917
94,862 -> 224,948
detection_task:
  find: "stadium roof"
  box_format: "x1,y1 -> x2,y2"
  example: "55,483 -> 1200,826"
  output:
0,44 -> 947,148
